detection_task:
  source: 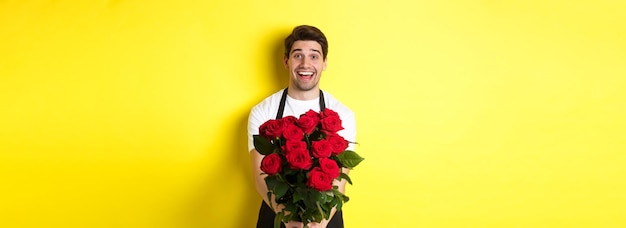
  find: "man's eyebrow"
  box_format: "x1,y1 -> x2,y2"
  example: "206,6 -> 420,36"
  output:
290,48 -> 322,55
290,48 -> 302,54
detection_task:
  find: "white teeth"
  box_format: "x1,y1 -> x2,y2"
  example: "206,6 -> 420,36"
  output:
298,72 -> 313,76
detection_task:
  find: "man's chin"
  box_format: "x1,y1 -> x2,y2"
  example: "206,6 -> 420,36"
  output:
294,84 -> 317,92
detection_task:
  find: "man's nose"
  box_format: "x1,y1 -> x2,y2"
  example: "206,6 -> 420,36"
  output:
300,57 -> 309,66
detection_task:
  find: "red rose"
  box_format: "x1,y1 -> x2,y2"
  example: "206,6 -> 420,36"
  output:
311,139 -> 332,158
285,148 -> 312,170
297,115 -> 317,134
318,157 -> 340,179
282,140 -> 307,154
259,119 -> 285,139
320,115 -> 343,132
297,110 -> 320,134
281,116 -> 298,125
307,167 -> 333,191
303,109 -> 321,119
320,109 -> 339,119
282,124 -> 304,141
326,133 -> 348,155
260,153 -> 282,175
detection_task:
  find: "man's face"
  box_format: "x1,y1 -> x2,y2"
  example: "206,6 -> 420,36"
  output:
284,40 -> 327,92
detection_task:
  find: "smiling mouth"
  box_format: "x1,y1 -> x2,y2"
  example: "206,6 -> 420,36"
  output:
297,71 -> 314,80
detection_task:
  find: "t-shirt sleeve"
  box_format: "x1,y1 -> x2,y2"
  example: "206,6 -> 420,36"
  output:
338,109 -> 357,152
248,105 -> 266,152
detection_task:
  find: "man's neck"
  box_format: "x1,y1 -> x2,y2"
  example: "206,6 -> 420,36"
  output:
287,87 -> 320,101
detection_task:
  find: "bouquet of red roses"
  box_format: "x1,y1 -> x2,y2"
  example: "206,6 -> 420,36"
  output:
253,108 -> 364,227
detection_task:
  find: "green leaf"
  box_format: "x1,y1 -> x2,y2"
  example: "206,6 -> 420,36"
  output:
302,189 -> 317,209
323,203 -> 332,219
339,172 -> 353,185
311,190 -> 324,203
293,191 -> 303,203
330,195 -> 340,208
273,181 -> 289,199
336,199 -> 343,211
330,189 -> 348,210
265,175 -> 278,191
333,188 -> 342,195
267,192 -> 274,209
328,192 -> 336,203
337,150 -> 364,168
324,191 -> 335,202
253,135 -> 275,155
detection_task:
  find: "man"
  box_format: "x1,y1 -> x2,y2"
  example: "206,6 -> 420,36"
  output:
247,25 -> 356,228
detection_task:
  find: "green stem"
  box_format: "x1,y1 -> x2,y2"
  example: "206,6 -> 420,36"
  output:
274,211 -> 284,228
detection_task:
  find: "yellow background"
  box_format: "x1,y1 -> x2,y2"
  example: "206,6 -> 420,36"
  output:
1,0 -> 625,227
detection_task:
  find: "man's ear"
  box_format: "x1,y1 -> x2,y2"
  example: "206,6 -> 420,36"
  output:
283,55 -> 289,69
322,58 -> 327,71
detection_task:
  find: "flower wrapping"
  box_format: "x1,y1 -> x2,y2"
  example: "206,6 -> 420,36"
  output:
254,109 -> 364,227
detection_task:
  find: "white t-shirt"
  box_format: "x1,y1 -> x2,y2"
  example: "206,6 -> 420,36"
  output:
247,89 -> 356,152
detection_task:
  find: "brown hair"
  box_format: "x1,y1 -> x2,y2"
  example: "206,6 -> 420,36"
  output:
284,25 -> 328,60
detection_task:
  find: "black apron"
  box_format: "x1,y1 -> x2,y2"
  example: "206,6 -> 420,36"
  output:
256,88 -> 344,228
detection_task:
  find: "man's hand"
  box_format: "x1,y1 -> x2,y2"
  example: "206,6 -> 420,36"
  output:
306,219 -> 329,228
284,221 -> 304,228
284,219 -> 328,228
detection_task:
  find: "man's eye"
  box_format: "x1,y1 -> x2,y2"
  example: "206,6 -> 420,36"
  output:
311,55 -> 318,60
294,54 -> 301,59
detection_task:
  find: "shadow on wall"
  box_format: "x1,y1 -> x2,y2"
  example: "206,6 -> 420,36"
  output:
181,29 -> 291,227
232,112 -> 260,228
180,109 -> 259,227
270,28 -> 290,91
232,29 -> 293,226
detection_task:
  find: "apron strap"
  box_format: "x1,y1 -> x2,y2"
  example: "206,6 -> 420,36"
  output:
276,88 -> 325,119
319,90 -> 326,111
276,88 -> 288,119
